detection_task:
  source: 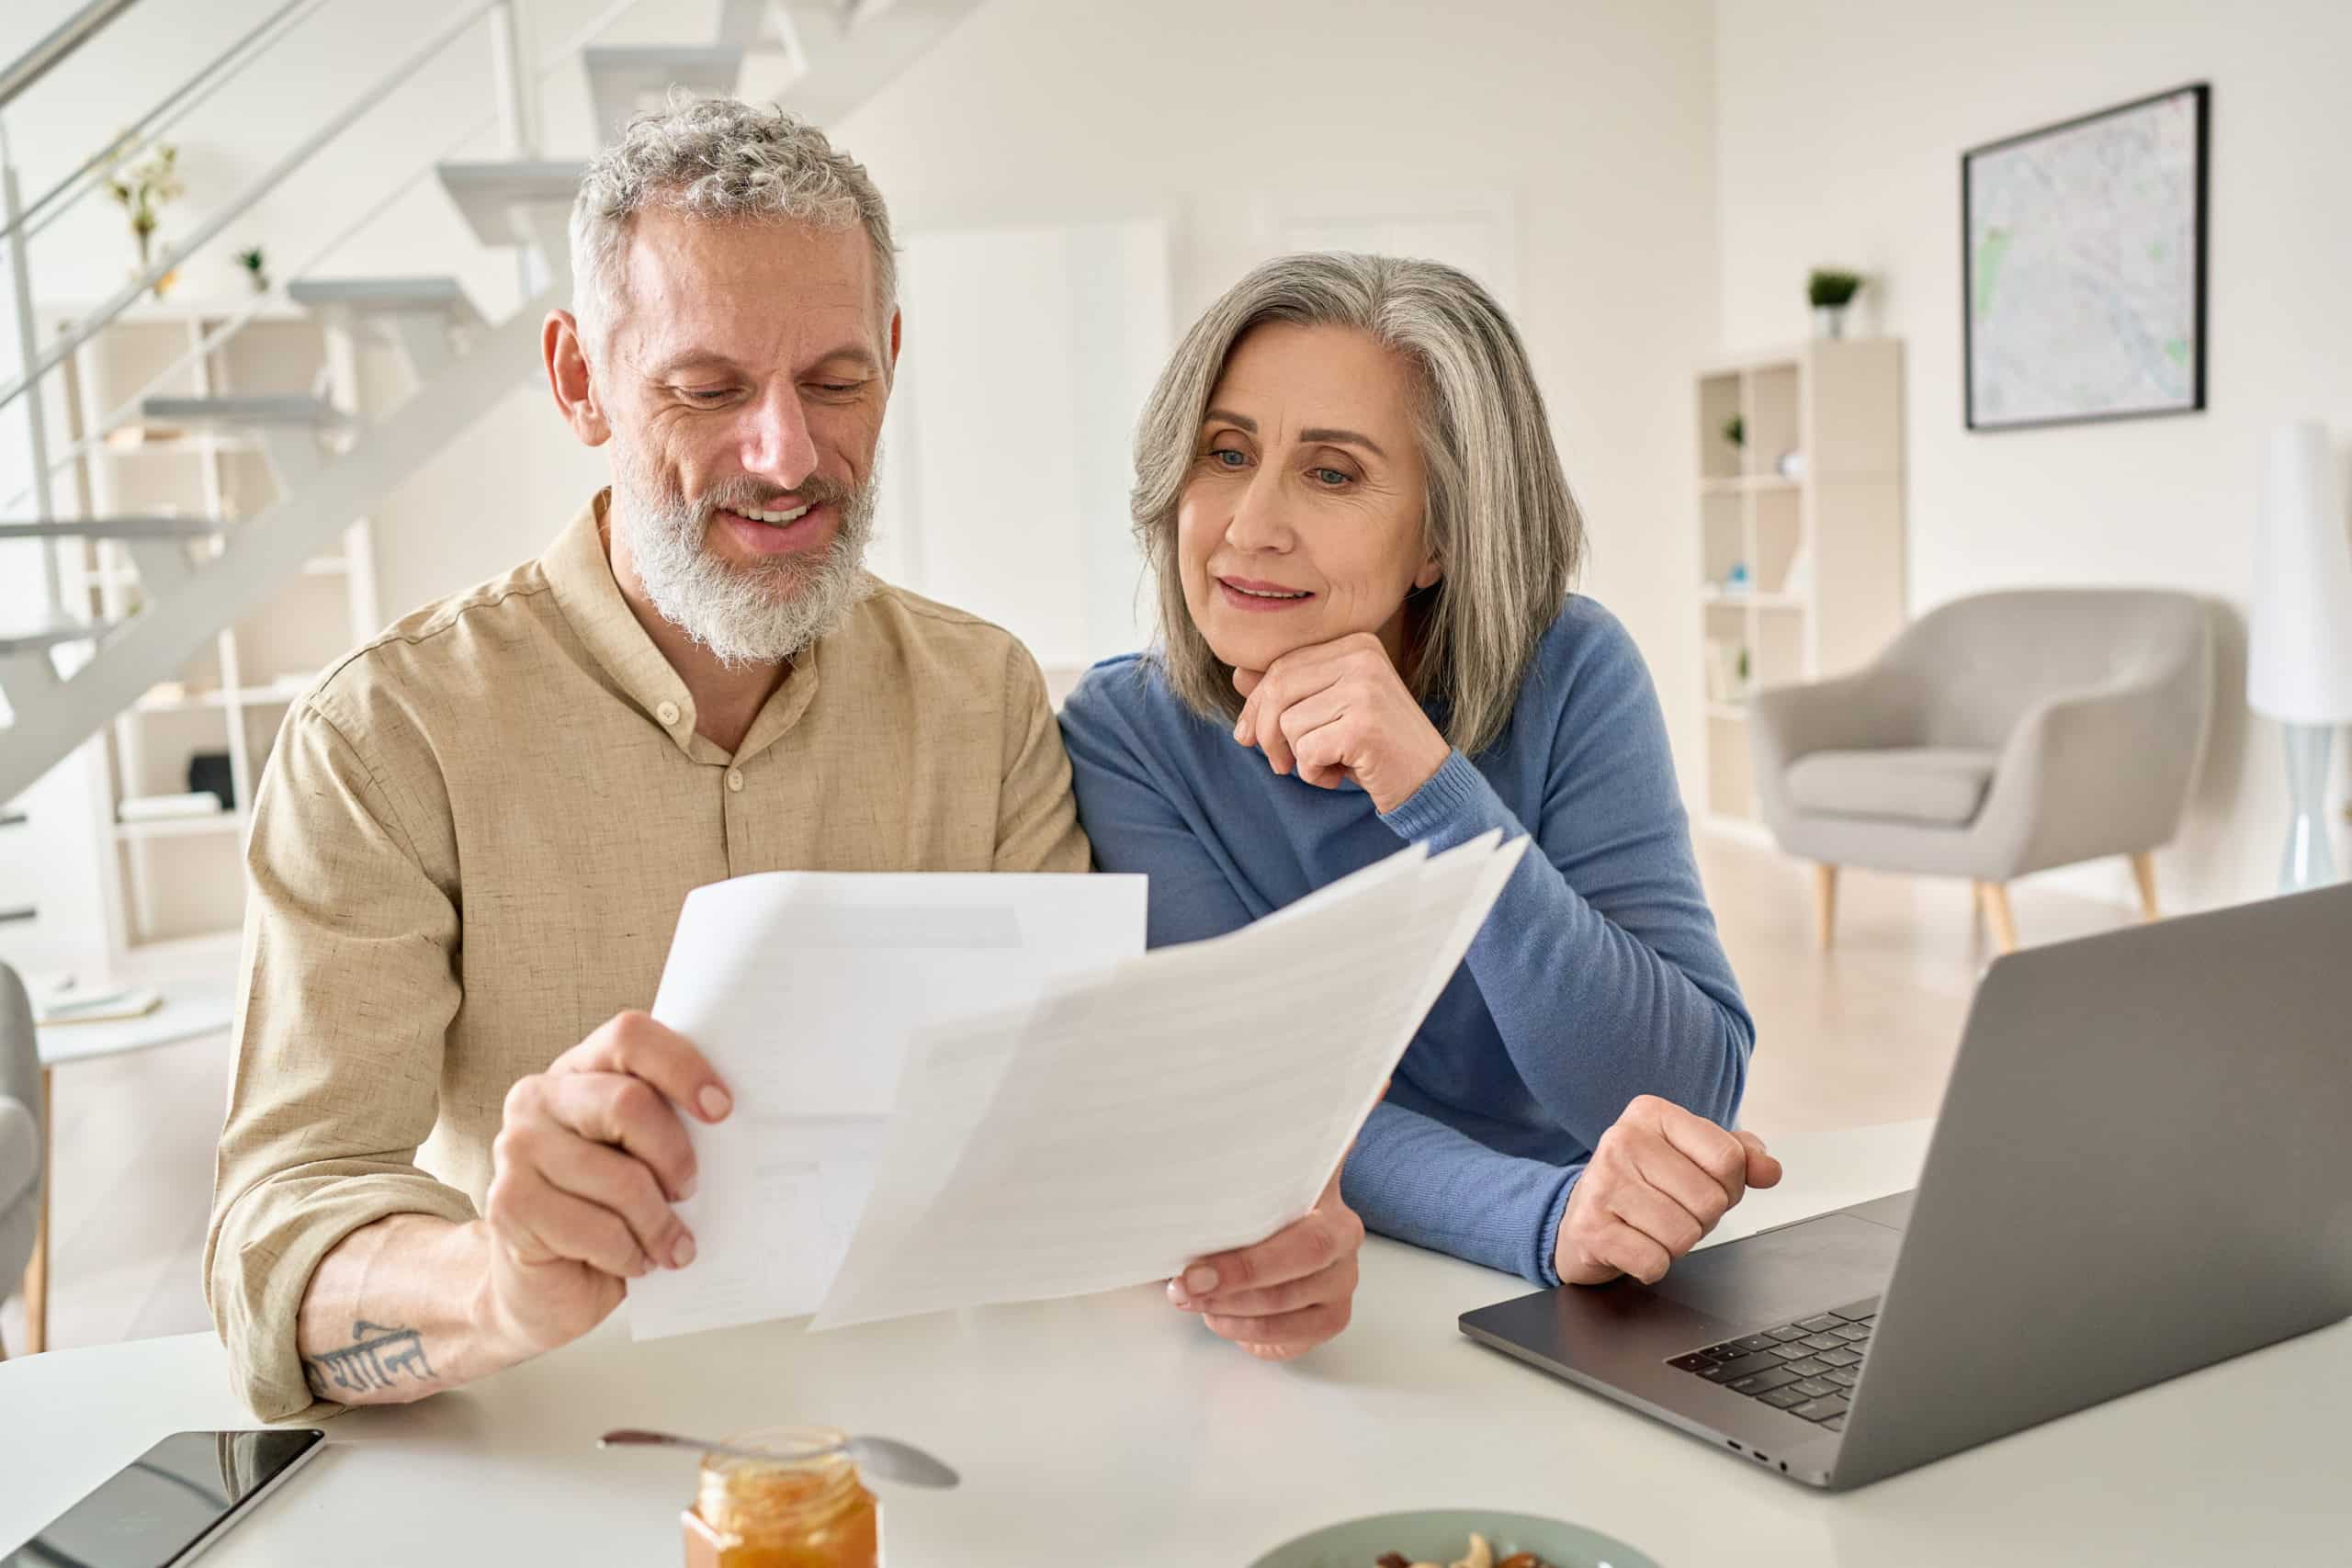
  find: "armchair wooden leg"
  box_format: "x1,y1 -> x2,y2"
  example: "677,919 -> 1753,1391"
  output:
19,1065 -> 49,1356
1814,863 -> 1839,951
2129,852 -> 2161,921
1976,881 -> 2019,954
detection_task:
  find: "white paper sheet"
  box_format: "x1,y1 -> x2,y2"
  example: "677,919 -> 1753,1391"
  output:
628,872 -> 1147,1340
810,832 -> 1528,1330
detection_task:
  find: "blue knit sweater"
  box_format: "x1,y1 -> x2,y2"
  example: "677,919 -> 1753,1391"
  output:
1057,597 -> 1755,1283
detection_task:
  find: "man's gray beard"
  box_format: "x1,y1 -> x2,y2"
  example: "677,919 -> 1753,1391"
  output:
611,446 -> 880,668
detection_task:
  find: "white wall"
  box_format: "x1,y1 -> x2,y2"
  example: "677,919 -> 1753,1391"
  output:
871,218 -> 1170,672
1714,0 -> 2352,910
836,0 -> 1722,755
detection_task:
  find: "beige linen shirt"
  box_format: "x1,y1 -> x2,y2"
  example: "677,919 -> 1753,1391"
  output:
206,493 -> 1089,1418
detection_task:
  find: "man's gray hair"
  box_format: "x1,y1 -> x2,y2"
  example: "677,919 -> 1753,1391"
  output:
569,97 -> 898,356
1131,253 -> 1584,757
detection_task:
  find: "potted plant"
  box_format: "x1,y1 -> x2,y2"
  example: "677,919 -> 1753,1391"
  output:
103,134 -> 185,298
236,245 -> 269,295
1808,268 -> 1863,339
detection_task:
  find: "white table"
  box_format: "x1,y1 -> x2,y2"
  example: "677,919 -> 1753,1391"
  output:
21,981 -> 235,1353
2,1120 -> 2346,1564
34,984 -> 236,1071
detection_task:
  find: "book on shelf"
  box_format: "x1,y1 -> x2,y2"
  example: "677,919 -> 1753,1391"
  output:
118,791 -> 225,822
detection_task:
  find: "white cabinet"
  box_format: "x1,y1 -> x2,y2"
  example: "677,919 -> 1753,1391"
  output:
36,299 -> 379,962
1692,340 -> 1906,835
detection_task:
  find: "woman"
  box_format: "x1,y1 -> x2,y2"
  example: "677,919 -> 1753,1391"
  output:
1059,254 -> 1777,1361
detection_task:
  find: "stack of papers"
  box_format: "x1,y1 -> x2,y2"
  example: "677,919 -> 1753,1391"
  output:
629,873 -> 1148,1339
630,832 -> 1526,1340
32,979 -> 162,1026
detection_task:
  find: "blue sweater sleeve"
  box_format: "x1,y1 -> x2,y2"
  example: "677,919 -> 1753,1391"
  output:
1380,615 -> 1755,1153
1060,664 -> 1591,1282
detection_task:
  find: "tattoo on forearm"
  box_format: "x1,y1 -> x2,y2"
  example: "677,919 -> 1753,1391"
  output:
303,1320 -> 436,1397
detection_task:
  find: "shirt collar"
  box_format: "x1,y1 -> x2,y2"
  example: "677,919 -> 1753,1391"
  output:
541,489 -> 825,764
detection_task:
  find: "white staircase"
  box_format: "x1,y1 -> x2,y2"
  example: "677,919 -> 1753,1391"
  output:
0,0 -> 985,813
287,276 -> 484,381
584,44 -> 747,143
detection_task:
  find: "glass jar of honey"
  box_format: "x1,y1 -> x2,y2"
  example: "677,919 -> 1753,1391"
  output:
681,1427 -> 880,1568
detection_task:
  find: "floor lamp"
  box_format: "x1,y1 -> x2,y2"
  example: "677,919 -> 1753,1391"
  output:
2248,421 -> 2352,892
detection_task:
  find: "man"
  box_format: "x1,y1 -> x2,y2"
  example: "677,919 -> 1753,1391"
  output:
203,101 -> 1091,1419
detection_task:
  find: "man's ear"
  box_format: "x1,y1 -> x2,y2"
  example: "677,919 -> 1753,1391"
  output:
887,306 -> 903,378
544,310 -> 611,446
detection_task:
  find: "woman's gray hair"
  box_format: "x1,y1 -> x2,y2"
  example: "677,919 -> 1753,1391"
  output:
569,98 -> 898,357
1131,253 -> 1584,757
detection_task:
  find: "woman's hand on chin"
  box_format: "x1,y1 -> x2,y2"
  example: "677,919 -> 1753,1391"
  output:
1230,633 -> 1453,814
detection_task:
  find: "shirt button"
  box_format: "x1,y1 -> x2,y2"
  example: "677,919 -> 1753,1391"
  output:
656,701 -> 681,727
726,770 -> 744,793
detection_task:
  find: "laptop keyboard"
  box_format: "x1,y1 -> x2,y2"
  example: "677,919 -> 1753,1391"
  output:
1666,1295 -> 1879,1432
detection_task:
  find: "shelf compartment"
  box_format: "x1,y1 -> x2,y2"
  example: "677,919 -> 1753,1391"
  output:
115,814 -> 240,841
1753,486 -> 1806,598
1745,363 -> 1801,479
1697,372 -> 1743,481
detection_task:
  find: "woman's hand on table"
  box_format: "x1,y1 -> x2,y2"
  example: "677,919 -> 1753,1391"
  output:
1231,633 -> 1452,815
1555,1095 -> 1781,1287
1166,1169 -> 1365,1360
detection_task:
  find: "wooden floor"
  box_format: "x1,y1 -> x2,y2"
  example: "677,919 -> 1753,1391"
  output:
0,833 -> 2151,1359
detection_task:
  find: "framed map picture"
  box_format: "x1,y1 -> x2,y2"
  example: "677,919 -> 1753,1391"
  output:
1962,83 -> 2209,431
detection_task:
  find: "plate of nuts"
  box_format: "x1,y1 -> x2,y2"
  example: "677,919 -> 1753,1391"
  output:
1246,1511 -> 1660,1568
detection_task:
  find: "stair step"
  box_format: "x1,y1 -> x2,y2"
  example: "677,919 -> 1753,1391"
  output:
582,43 -> 746,75
585,44 -> 746,141
287,276 -> 476,318
0,620 -> 107,656
141,394 -> 348,431
717,0 -> 786,47
437,160 -> 588,249
0,516 -> 220,541
772,0 -> 989,126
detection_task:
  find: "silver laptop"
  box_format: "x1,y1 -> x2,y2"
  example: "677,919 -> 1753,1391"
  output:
1459,881 -> 2352,1490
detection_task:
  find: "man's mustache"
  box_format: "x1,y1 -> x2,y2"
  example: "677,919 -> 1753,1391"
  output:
695,474 -> 857,514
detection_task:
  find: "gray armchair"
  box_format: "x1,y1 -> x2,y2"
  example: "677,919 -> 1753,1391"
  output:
1749,590 -> 2214,952
0,962 -> 40,1359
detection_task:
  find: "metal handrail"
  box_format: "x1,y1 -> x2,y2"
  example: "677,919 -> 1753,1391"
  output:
4,0 -> 328,249
1,0 -> 649,512
0,0 -> 141,115
0,0 -> 503,421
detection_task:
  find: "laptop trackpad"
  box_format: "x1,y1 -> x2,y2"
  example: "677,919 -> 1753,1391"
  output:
1649,1213 -> 1903,1326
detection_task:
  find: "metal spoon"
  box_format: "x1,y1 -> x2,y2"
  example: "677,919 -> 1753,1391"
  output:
599,1427 -> 960,1489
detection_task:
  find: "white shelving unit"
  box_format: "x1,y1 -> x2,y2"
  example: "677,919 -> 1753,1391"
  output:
1693,339 -> 1906,838
46,298 -> 381,955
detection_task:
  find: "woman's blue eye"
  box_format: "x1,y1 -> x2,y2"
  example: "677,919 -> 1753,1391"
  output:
1212,448 -> 1248,468
1313,467 -> 1350,487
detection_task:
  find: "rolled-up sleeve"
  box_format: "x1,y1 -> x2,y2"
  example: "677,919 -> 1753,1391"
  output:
204,700 -> 475,1420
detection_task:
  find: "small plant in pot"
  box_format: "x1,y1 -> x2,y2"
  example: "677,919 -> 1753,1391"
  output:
236,245 -> 269,294
1808,268 -> 1863,339
103,133 -> 186,298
